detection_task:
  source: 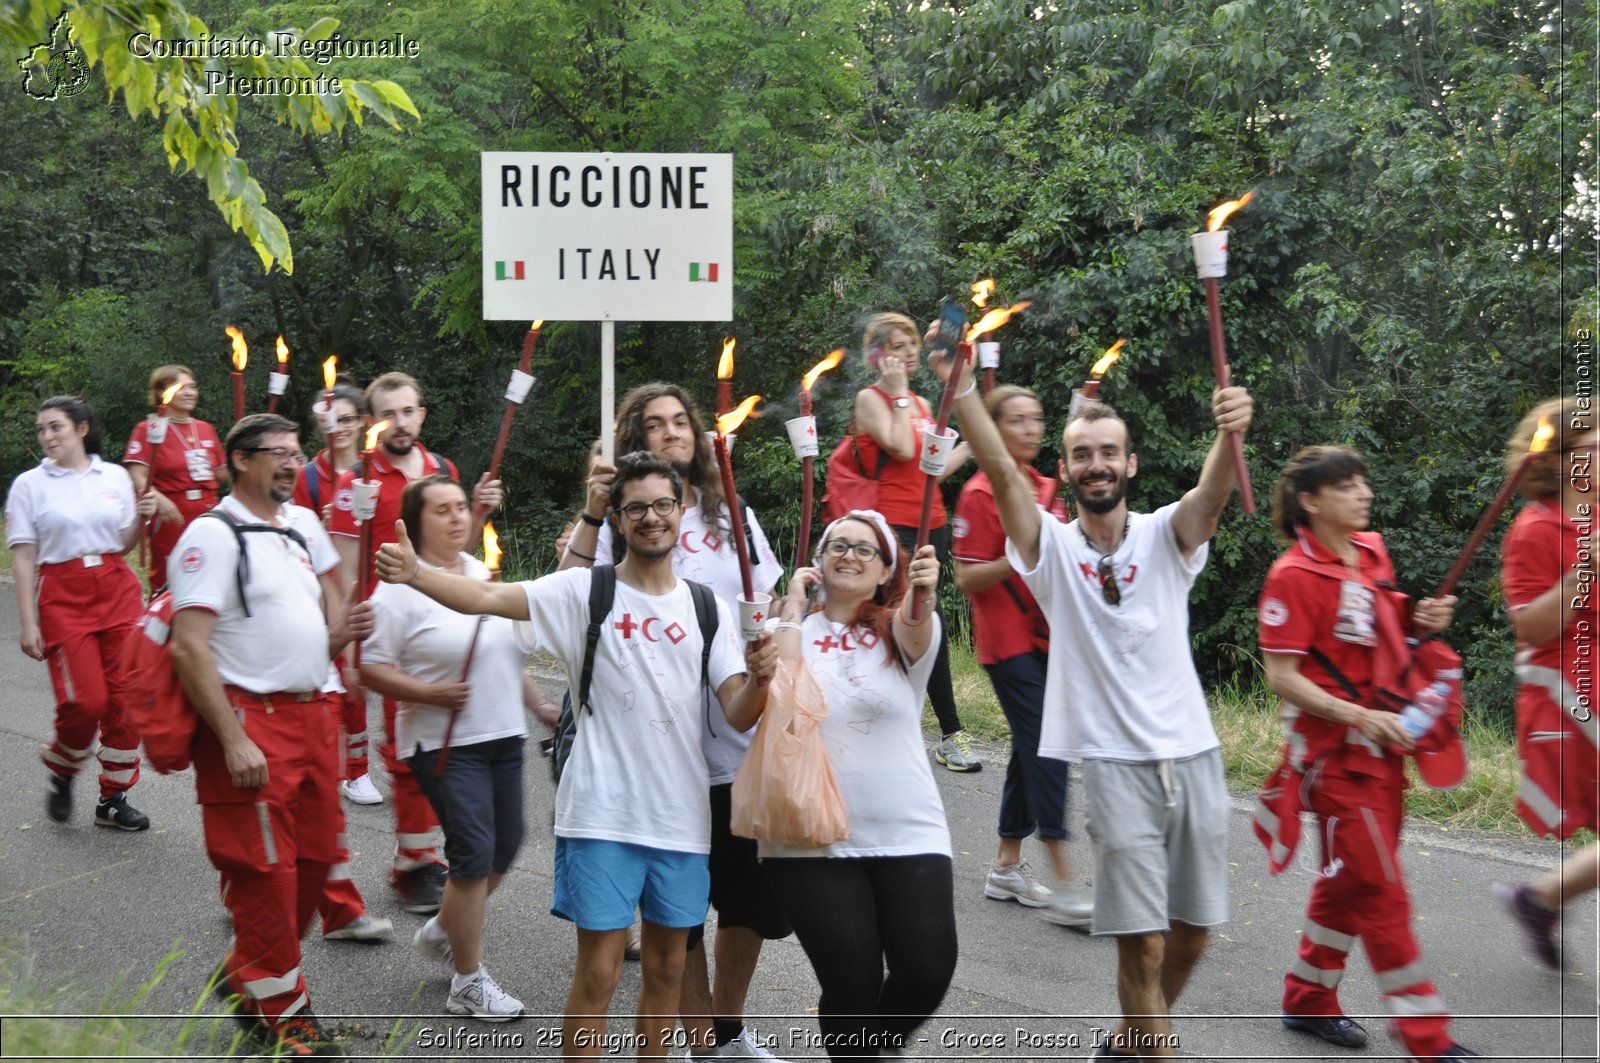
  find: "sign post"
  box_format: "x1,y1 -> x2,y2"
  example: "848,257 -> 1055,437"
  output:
482,152 -> 735,461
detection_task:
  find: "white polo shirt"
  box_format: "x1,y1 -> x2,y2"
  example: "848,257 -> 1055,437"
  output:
169,496 -> 339,694
5,456 -> 136,563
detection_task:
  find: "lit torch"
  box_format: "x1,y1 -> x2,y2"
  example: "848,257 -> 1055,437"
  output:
1434,417 -> 1556,599
1070,338 -> 1127,417
438,522 -> 500,777
792,349 -> 845,568
1192,192 -> 1257,513
353,419 -> 390,604
139,379 -> 186,579
907,300 -> 1033,621
970,279 -> 1001,394
267,335 -> 290,414
314,356 -> 340,433
481,321 -> 543,519
716,337 -> 736,419
716,398 -> 771,654
225,326 -> 248,423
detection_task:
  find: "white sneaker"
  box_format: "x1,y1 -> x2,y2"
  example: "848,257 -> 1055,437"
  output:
323,914 -> 393,942
984,861 -> 1053,907
341,774 -> 383,805
1041,880 -> 1094,928
446,967 -> 524,1022
413,916 -> 453,966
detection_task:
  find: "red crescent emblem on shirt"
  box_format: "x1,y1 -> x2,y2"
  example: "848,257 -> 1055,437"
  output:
180,547 -> 205,573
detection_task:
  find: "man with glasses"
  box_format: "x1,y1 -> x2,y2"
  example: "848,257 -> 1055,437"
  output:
934,350 -> 1252,1063
327,372 -> 501,916
168,414 -> 374,1056
562,383 -> 791,1062
375,449 -> 775,1062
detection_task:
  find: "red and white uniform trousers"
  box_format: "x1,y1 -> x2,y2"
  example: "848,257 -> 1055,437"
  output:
1511,656 -> 1600,839
37,555 -> 142,795
381,695 -> 444,879
340,688 -> 369,783
1285,750 -> 1453,1059
196,689 -> 339,1023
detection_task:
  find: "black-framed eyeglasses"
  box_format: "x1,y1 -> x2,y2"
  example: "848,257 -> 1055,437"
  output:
822,540 -> 884,562
617,497 -> 680,521
1097,556 -> 1122,606
245,446 -> 308,466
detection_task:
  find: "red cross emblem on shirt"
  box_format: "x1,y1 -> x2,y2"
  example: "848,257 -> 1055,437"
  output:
813,634 -> 839,653
613,614 -> 639,638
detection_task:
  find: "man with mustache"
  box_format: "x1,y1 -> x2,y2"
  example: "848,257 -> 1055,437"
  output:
936,349 -> 1252,1063
327,372 -> 501,916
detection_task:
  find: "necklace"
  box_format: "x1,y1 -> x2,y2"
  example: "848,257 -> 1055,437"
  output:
167,418 -> 201,450
1079,514 -> 1131,559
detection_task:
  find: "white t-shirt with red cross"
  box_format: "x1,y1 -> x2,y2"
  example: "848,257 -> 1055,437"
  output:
760,612 -> 949,860
169,496 -> 339,694
1008,502 -> 1217,763
594,487 -> 782,785
515,567 -> 746,854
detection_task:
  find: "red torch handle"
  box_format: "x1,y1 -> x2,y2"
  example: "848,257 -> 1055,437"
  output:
479,328 -> 540,519
983,367 -> 996,395
714,435 -> 756,602
908,342 -> 972,622
266,395 -> 278,415
232,372 -> 245,424
435,615 -> 488,778
1204,279 -> 1257,514
1433,460 -> 1533,600
796,455 -> 816,572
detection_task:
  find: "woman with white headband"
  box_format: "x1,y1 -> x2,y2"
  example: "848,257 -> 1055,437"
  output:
763,510 -> 955,1060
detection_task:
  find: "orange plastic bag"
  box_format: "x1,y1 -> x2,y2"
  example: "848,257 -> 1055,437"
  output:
730,657 -> 849,847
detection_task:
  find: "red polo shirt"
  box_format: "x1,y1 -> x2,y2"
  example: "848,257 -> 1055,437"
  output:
327,442 -> 456,595
953,467 -> 1067,664
124,417 -> 225,500
293,450 -> 342,517
1502,500 -> 1598,680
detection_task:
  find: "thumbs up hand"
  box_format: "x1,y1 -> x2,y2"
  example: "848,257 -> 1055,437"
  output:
376,519 -> 420,584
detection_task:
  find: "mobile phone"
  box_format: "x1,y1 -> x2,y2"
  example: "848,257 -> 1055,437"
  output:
805,579 -> 824,612
930,298 -> 967,359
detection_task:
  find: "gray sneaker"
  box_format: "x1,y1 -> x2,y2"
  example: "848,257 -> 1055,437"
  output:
413,915 -> 453,966
446,967 -> 524,1023
984,861 -> 1053,907
1041,881 -> 1094,928
934,730 -> 983,772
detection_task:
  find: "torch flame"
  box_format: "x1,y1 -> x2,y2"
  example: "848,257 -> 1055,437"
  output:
322,356 -> 338,391
717,337 -> 736,380
225,326 -> 248,371
483,522 -> 501,571
965,301 -> 1033,344
802,349 -> 846,391
716,395 -> 762,436
364,420 -> 390,452
530,320 -> 544,332
970,279 -> 996,308
1090,338 -> 1128,379
1530,418 -> 1555,454
160,382 -> 183,407
275,334 -> 289,367
1207,191 -> 1254,232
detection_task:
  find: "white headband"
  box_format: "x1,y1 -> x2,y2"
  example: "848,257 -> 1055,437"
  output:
819,509 -> 897,569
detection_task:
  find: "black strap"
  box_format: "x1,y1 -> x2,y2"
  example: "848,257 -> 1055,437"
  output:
687,579 -> 720,738
301,463 -> 321,514
198,509 -> 311,619
846,411 -> 889,481
1308,646 -> 1364,704
577,564 -> 617,716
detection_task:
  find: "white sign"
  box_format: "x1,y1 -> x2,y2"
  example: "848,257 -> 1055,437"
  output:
482,151 -> 733,322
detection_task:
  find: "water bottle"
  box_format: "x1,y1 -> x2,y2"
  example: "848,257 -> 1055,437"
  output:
1398,681 -> 1451,740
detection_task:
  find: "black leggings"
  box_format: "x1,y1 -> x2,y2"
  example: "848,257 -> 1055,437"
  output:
763,855 -> 956,1061
891,523 -> 961,735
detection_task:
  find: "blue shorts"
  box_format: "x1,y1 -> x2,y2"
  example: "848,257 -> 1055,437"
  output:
552,837 -> 709,932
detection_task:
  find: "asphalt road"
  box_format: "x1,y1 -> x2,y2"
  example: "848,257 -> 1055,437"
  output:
0,584 -> 1594,1061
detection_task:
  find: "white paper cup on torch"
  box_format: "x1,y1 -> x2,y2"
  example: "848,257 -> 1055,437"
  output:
737,593 -> 772,642
707,430 -> 734,458
504,369 -> 535,404
351,480 -> 381,522
1191,230 -> 1230,279
977,341 -> 1001,370
918,426 -> 959,477
313,399 -> 340,434
785,416 -> 819,459
146,414 -> 169,445
268,372 -> 289,397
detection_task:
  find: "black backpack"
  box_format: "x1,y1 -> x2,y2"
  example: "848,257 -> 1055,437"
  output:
549,565 -> 720,784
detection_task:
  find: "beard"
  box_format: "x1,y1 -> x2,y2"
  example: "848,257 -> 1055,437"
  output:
1072,474 -> 1127,515
270,475 -> 296,504
382,436 -> 414,457
625,527 -> 677,560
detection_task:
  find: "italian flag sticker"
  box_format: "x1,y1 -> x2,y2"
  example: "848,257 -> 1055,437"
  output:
688,262 -> 720,282
495,261 -> 526,280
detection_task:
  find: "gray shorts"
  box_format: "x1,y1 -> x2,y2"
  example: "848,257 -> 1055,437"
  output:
1081,748 -> 1230,936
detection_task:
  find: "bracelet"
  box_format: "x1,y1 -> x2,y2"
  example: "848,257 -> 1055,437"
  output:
955,381 -> 976,400
568,548 -> 596,561
579,512 -> 604,528
774,621 -> 803,632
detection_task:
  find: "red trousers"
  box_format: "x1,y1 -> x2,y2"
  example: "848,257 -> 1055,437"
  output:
147,493 -> 217,592
380,696 -> 442,877
37,557 -> 142,796
196,691 -> 339,1023
1284,755 -> 1454,1058
340,689 -> 369,781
